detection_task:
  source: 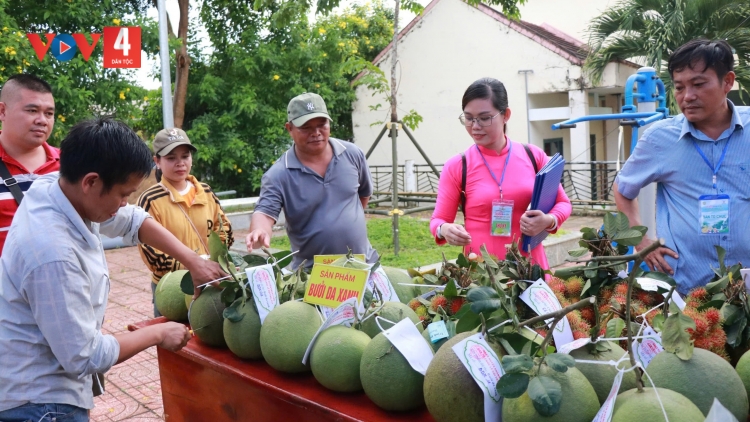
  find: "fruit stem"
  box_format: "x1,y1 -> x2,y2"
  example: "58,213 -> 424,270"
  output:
517,297 -> 595,329
590,297 -> 600,342
625,238 -> 664,392
662,286 -> 676,319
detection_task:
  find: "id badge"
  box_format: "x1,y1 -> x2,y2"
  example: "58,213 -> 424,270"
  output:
699,194 -> 729,234
491,199 -> 513,237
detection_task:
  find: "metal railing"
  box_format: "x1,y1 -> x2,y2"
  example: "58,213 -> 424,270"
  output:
368,161 -> 620,207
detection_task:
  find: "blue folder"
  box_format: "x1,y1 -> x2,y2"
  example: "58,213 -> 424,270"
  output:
521,153 -> 565,252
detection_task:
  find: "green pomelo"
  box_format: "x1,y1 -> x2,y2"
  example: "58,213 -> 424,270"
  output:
188,286 -> 227,348
646,348 -> 749,420
422,327 -> 449,352
611,387 -> 705,422
424,332 -> 504,422
383,267 -> 418,304
737,349 -> 750,410
360,332 -> 427,411
310,326 -> 371,392
223,299 -> 262,360
570,341 -> 638,404
155,270 -> 189,322
185,294 -> 193,310
502,366 -> 599,422
361,301 -> 423,338
259,301 -> 321,373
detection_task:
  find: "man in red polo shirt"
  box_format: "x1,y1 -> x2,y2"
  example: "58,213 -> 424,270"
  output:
0,74 -> 60,254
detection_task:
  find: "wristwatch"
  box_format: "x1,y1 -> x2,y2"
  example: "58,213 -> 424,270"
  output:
437,224 -> 445,239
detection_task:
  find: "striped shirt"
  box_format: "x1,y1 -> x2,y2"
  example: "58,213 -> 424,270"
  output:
0,138 -> 60,254
616,101 -> 750,294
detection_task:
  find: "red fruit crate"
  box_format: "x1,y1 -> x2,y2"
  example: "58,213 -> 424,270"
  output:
129,317 -> 435,422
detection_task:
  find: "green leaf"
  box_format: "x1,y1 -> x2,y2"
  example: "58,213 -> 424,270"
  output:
457,253 -> 470,268
613,229 -> 644,247
501,354 -> 534,374
208,231 -> 228,262
726,317 -> 747,348
223,300 -> 245,322
545,353 -> 575,372
528,376 -> 562,416
567,247 -> 589,258
443,280 -> 458,299
662,311 -> 696,360
606,318 -> 625,339
423,274 -> 439,284
614,212 -> 631,233
603,212 -> 617,236
705,275 -> 730,292
243,254 -> 268,267
580,279 -> 592,297
180,271 -> 194,295
721,303 -> 743,326
480,244 -> 499,269
220,286 -> 238,306
651,314 -> 665,332
454,303 -> 472,319
496,372 -> 530,399
715,245 -> 727,275
632,225 -> 649,236
697,300 -> 725,311
467,286 -> 502,314
455,309 -> 481,333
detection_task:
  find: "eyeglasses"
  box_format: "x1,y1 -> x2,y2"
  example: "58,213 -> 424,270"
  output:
459,112 -> 501,127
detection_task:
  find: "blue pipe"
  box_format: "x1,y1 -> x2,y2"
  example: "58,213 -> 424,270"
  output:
551,112 -> 663,130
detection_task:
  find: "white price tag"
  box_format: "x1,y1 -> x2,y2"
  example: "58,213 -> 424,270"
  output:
381,318 -> 434,375
367,267 -> 399,302
704,398 -> 739,422
635,277 -> 672,292
663,291 -> 686,311
318,305 -> 334,320
557,337 -> 591,355
245,265 -> 279,324
633,327 -> 664,368
451,333 -> 504,422
427,320 -> 449,343
302,297 -> 358,364
519,279 -> 574,348
592,370 -> 624,422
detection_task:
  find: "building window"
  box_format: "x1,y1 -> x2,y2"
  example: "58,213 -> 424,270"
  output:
543,138 -> 563,156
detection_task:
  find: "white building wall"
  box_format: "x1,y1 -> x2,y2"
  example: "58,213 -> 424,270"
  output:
352,0 -> 591,166
515,0 -> 618,43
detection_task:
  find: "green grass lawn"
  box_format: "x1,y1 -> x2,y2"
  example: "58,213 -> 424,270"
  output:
270,216 -> 462,269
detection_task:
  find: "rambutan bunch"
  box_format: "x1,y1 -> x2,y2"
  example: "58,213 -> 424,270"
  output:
684,306 -> 729,361
448,297 -> 465,315
563,276 -> 584,299
685,287 -> 710,309
429,294 -> 449,313
566,310 -> 591,340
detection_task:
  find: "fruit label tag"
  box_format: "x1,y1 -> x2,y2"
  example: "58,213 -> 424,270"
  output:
313,254 -> 366,265
304,264 -> 369,309
591,370 -> 623,422
557,337 -> 591,354
451,333 -> 504,422
635,277 -> 672,292
301,297 -> 358,365
663,291 -> 686,311
318,305 -> 334,320
245,264 -> 278,324
519,279 -> 574,347
428,320 -> 449,343
381,318 -> 434,375
365,267 -> 399,303
705,397 -> 739,422
633,327 -> 664,368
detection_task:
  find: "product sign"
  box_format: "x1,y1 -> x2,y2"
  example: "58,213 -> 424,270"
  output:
245,264 -> 279,323
313,254 -> 367,265
452,333 -> 504,422
303,264 -> 369,309
633,327 -> 664,368
302,297 -> 358,364
519,279 -> 574,347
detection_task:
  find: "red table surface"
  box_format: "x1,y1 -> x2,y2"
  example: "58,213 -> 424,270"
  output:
129,317 -> 435,422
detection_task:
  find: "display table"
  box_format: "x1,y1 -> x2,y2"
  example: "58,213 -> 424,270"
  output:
129,318 -> 435,422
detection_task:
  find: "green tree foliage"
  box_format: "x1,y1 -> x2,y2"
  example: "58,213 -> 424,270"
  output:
140,1 -> 394,196
585,0 -> 750,112
0,0 -> 160,145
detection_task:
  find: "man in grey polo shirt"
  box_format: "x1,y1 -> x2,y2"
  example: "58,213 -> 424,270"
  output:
246,92 -> 377,268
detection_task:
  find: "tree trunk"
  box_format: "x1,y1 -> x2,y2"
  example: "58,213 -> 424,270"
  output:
172,0 -> 191,129
390,0 -> 399,123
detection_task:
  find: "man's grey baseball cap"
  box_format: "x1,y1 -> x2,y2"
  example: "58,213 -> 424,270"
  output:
287,92 -> 332,127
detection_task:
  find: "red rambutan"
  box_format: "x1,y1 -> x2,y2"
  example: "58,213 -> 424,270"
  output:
449,297 -> 466,315
430,295 -> 449,312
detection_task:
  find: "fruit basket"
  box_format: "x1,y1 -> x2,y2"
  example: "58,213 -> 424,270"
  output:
128,317 -> 435,422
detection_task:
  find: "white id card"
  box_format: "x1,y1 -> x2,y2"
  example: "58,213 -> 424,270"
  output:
699,194 -> 729,234
491,199 -> 513,237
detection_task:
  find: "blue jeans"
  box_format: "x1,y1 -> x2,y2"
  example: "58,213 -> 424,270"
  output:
0,403 -> 88,422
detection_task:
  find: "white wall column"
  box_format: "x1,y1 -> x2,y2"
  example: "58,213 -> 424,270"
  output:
568,90 -> 591,200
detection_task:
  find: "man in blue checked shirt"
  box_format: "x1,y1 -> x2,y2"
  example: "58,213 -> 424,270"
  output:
614,39 -> 750,295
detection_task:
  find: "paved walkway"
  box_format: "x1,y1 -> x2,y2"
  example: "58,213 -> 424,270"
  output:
91,215 -> 601,420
